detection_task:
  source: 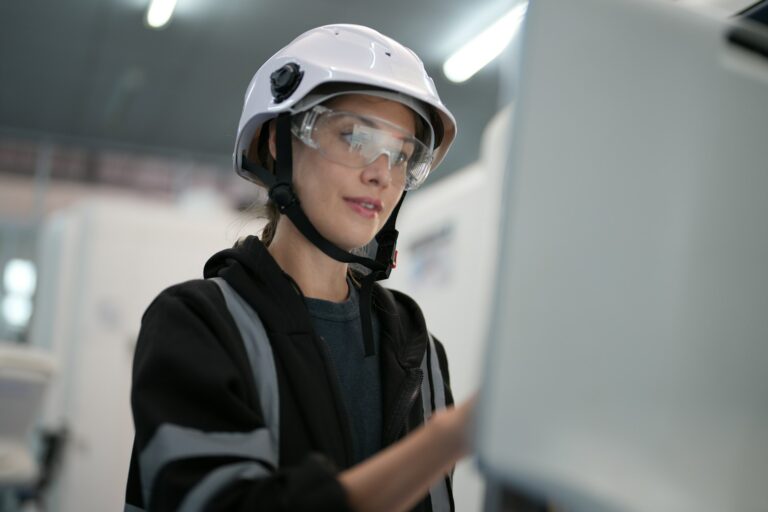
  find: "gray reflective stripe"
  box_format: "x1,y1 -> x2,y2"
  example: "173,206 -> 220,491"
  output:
421,333 -> 452,512
210,277 -> 280,460
428,334 -> 447,411
124,504 -> 145,512
420,333 -> 448,417
139,423 -> 274,506
420,342 -> 434,421
178,461 -> 271,512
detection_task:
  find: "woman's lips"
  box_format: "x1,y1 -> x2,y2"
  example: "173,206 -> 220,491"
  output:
344,197 -> 382,219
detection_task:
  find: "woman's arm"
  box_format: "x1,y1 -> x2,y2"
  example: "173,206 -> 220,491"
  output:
340,396 -> 475,512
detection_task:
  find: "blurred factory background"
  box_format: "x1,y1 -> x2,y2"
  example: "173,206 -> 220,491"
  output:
0,0 -> 516,345
0,0 -> 762,511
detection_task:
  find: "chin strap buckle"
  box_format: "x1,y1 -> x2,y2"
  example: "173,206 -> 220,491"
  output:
268,182 -> 299,213
374,229 -> 399,279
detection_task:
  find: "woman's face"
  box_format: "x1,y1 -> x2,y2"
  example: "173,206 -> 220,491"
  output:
284,94 -> 417,251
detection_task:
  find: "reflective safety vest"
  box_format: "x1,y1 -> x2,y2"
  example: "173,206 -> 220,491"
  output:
125,236 -> 454,512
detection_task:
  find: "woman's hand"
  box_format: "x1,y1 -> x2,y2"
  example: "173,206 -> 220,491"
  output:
431,394 -> 478,460
339,394 -> 477,512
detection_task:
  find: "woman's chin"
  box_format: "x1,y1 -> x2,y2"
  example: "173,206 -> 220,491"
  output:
325,231 -> 375,254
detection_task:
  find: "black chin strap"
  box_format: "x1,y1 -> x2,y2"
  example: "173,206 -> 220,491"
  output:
240,113 -> 406,357
357,198 -> 404,356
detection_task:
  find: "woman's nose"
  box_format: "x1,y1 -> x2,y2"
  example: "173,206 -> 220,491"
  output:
362,154 -> 394,187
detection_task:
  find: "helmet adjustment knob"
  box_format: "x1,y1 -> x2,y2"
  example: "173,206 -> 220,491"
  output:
270,63 -> 303,103
268,182 -> 298,212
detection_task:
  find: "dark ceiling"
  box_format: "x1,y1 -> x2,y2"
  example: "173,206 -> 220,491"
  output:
0,0 -> 520,185
1,0 -> 754,188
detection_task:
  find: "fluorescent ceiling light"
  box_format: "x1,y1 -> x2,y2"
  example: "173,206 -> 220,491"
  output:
3,259 -> 36,297
443,2 -> 528,83
146,0 -> 178,29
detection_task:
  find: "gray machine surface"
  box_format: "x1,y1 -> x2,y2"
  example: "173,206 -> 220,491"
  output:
477,0 -> 768,511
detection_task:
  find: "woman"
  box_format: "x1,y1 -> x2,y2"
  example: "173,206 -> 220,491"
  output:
125,24 -> 474,512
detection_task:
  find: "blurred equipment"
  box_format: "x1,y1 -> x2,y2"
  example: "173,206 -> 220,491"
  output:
478,0 -> 768,510
740,0 -> 768,23
28,196 -> 253,512
0,342 -> 55,485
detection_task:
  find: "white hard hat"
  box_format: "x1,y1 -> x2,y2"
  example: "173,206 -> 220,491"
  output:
233,24 -> 457,184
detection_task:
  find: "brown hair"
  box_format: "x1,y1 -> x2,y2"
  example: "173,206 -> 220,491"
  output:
246,119 -> 280,247
259,201 -> 280,247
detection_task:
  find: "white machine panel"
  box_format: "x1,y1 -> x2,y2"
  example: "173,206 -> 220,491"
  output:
478,0 -> 768,511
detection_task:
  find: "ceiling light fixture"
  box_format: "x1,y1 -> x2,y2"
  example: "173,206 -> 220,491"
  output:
443,2 -> 529,83
145,0 -> 178,29
3,259 -> 36,297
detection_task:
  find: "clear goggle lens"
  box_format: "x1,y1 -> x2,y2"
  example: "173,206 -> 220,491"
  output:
291,106 -> 434,190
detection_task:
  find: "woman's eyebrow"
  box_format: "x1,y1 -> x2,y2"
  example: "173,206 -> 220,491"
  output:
347,112 -> 379,129
349,112 -> 414,134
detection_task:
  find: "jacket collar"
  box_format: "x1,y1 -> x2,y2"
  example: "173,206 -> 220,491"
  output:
203,235 -> 430,370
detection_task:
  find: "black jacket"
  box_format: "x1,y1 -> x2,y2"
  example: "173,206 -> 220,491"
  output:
125,236 -> 453,511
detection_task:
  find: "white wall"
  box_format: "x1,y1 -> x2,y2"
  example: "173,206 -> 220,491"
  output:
30,195 -> 260,512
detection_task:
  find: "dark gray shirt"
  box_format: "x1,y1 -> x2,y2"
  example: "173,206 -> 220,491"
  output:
304,280 -> 382,464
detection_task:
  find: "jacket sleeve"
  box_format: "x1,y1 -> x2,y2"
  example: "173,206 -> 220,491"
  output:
127,284 -> 352,512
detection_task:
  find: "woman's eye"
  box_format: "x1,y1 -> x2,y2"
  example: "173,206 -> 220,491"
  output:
399,147 -> 416,164
338,133 -> 360,151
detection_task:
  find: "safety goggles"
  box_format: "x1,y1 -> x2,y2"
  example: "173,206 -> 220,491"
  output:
291,105 -> 434,190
